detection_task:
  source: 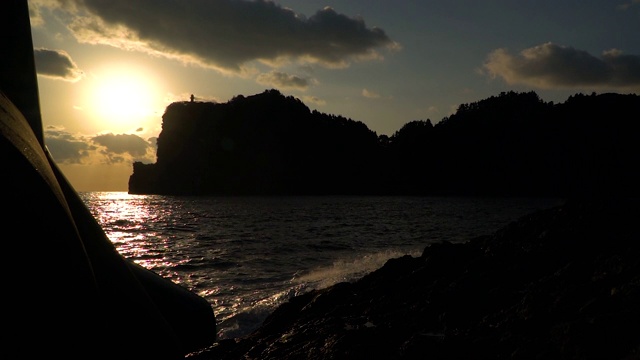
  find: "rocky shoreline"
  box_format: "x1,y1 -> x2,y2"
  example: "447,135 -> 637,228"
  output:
187,197 -> 640,359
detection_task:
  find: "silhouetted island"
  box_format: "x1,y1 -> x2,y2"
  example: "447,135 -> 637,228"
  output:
129,89 -> 640,197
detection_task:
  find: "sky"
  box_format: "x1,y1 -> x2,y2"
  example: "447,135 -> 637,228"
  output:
28,0 -> 640,192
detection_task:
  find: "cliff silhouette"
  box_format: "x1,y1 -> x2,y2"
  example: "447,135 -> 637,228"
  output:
129,89 -> 640,196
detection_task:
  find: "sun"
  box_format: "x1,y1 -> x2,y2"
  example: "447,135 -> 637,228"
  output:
87,64 -> 162,130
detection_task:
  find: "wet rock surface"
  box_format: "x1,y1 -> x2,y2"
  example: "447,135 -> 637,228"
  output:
187,198 -> 640,359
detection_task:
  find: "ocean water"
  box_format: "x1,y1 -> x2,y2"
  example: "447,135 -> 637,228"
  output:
79,192 -> 562,339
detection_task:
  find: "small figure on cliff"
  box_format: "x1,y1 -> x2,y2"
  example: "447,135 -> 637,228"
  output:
190,94 -> 195,102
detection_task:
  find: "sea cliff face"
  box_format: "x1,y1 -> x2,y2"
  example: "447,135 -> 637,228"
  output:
187,197 -> 640,359
129,89 -> 381,195
129,90 -> 640,197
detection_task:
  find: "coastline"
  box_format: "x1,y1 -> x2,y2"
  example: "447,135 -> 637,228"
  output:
186,197 -> 640,359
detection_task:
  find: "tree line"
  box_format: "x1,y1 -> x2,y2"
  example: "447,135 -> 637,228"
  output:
129,89 -> 640,197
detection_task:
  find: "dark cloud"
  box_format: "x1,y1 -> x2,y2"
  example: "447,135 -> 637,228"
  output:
45,129 -> 95,164
617,0 -> 640,11
483,42 -> 640,90
148,136 -> 158,148
44,127 -> 155,165
34,48 -> 84,82
256,71 -> 314,90
50,0 -> 399,73
602,49 -> 640,86
92,133 -> 153,158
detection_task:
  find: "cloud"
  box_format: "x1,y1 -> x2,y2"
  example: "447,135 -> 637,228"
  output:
617,0 -> 640,11
34,48 -> 84,82
256,71 -> 315,90
92,133 -> 153,158
362,88 -> 381,99
28,1 -> 46,27
44,126 -> 95,164
37,0 -> 399,74
301,95 -> 326,106
45,127 -> 155,165
482,42 -> 640,90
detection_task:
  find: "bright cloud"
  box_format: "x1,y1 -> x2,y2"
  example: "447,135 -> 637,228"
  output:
301,95 -> 326,106
362,89 -> 381,98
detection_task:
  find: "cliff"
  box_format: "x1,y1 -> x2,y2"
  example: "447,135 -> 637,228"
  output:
186,197 -> 640,359
129,90 -> 640,197
129,89 -> 381,195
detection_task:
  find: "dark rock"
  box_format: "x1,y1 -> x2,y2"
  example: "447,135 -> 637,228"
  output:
187,198 -> 640,359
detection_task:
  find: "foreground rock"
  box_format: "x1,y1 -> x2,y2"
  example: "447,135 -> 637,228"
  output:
187,198 -> 640,359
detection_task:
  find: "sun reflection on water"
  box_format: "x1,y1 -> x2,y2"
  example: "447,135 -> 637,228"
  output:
80,191 -> 181,277
79,192 -> 564,339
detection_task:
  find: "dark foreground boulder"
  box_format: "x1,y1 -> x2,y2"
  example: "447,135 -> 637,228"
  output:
188,197 -> 640,359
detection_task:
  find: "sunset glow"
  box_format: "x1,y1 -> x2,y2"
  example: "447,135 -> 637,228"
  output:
87,65 -> 161,129
28,0 -> 640,191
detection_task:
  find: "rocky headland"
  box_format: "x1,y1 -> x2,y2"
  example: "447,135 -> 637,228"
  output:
129,90 -> 640,198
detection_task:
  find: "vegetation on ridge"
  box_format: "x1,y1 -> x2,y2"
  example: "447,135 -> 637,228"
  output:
129,89 -> 640,197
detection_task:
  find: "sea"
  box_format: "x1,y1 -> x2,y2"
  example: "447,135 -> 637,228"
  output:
79,192 -> 563,340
